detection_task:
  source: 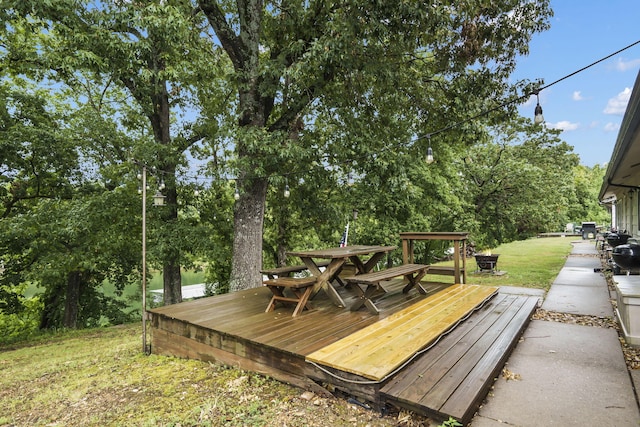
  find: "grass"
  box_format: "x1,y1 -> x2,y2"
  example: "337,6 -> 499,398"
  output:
0,324 -> 412,426
427,236 -> 575,291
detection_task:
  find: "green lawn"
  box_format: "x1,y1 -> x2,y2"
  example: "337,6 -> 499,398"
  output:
24,269 -> 207,320
101,268 -> 207,296
428,236 -> 576,291
0,324 -> 406,427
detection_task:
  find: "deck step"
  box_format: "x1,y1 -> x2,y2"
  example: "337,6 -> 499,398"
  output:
305,284 -> 499,381
380,292 -> 539,425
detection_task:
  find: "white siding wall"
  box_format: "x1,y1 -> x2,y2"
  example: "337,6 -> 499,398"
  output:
617,190 -> 639,237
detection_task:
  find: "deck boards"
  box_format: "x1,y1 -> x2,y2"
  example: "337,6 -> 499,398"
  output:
150,280 -> 539,425
380,292 -> 539,424
305,284 -> 498,381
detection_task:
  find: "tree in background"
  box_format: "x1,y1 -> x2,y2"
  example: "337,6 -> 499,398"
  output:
197,0 -> 553,289
0,78 -> 77,327
3,0 -> 233,305
0,73 -> 144,329
459,118 -> 579,249
568,164 -> 610,227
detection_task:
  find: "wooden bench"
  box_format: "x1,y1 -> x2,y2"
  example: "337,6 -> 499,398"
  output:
263,277 -> 317,317
426,266 -> 466,281
261,260 -> 331,279
343,263 -> 429,314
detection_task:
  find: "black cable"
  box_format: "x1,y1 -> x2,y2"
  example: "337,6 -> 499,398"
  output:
414,38 -> 640,142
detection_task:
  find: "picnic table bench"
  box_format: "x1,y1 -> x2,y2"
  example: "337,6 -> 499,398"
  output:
263,276 -> 317,317
344,263 -> 430,314
426,265 -> 466,277
261,260 -> 331,279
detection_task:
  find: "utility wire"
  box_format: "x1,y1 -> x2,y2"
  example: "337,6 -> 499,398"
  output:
415,38 -> 640,142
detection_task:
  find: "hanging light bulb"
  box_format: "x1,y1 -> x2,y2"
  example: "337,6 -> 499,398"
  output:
234,186 -> 240,201
426,135 -> 434,164
284,184 -> 290,198
194,188 -> 200,197
534,90 -> 544,125
158,180 -> 165,190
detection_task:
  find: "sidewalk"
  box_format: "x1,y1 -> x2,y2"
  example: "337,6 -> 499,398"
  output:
470,240 -> 640,426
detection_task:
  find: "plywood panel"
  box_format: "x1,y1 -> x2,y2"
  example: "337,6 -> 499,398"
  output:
305,284 -> 498,380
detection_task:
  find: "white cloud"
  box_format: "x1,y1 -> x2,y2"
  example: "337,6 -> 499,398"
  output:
615,58 -> 640,72
604,87 -> 632,115
572,91 -> 583,101
548,121 -> 579,131
604,122 -> 620,132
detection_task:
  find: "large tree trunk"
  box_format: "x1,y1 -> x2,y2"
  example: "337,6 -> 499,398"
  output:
163,258 -> 182,304
160,165 -> 182,305
63,270 -> 81,329
39,283 -> 63,330
146,57 -> 182,305
199,0 -> 268,292
229,176 -> 268,291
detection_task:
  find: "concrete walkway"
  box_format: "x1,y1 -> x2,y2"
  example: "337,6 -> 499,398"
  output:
470,240 -> 640,426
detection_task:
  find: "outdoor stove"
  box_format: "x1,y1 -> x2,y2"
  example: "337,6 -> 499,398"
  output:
607,233 -> 631,248
474,254 -> 500,272
612,243 -> 640,273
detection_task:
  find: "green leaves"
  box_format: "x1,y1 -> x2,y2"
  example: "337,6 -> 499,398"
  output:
457,118 -> 581,248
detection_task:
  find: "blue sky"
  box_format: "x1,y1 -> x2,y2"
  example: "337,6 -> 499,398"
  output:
511,1 -> 640,167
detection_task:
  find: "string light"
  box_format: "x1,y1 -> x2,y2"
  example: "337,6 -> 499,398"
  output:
533,90 -> 544,125
128,39 -> 640,192
413,39 -> 640,142
425,135 -> 434,164
284,179 -> 290,198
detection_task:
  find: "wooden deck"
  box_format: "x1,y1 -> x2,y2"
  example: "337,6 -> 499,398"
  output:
149,279 -> 538,425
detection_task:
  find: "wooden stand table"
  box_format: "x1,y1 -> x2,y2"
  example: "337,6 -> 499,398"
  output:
400,232 -> 469,284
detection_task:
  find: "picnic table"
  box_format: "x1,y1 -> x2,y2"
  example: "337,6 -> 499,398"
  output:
286,245 -> 397,308
400,232 -> 469,284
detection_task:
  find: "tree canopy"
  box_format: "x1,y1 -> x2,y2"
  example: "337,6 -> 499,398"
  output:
0,0 -> 611,335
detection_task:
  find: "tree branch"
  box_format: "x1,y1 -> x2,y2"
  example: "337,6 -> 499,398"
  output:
197,0 -> 244,70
